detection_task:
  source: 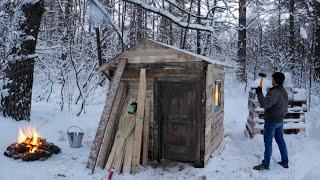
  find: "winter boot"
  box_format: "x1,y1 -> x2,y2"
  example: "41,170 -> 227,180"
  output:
253,164 -> 270,171
277,162 -> 289,169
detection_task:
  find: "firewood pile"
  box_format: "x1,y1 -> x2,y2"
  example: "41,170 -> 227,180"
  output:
4,138 -> 61,161
245,76 -> 308,138
4,126 -> 61,161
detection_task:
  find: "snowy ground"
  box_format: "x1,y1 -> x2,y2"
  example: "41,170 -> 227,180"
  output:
0,75 -> 319,180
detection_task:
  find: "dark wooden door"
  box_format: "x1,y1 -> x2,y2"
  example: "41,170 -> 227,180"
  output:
160,81 -> 200,162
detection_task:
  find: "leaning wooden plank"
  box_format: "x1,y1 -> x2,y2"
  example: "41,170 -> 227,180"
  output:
105,115 -> 135,172
97,82 -> 128,168
105,137 -> 118,171
131,69 -> 146,173
122,131 -> 134,174
114,144 -> 125,173
142,99 -> 150,167
86,59 -> 127,173
105,98 -> 134,172
112,114 -> 135,173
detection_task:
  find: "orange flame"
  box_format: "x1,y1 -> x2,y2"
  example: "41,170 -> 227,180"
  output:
31,128 -> 40,146
17,128 -> 27,144
17,125 -> 41,153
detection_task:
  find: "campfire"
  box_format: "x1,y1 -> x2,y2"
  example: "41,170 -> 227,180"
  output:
4,125 -> 61,161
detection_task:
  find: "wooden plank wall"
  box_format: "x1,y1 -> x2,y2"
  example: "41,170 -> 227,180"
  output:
204,64 -> 225,164
121,67 -> 203,161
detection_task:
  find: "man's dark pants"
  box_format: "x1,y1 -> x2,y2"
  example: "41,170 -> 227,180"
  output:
262,122 -> 289,166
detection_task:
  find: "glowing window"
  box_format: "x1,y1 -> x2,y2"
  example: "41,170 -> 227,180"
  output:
214,80 -> 222,108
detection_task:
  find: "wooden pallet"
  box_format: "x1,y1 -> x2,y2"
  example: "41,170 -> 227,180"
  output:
246,88 -> 308,138
245,121 -> 306,138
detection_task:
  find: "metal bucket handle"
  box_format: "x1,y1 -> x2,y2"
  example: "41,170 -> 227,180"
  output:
67,126 -> 84,134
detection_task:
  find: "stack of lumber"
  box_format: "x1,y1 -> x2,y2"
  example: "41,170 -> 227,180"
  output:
245,87 -> 308,138
86,65 -> 150,175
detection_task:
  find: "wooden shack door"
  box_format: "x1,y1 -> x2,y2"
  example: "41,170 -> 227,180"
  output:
159,81 -> 200,163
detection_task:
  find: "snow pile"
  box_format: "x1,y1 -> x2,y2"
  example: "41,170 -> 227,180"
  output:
293,88 -> 307,101
254,107 -> 264,113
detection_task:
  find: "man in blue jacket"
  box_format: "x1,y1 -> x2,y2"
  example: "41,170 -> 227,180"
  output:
253,72 -> 289,170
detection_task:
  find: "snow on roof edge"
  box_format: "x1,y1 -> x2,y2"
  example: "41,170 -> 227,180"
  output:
149,39 -> 234,68
99,38 -> 234,71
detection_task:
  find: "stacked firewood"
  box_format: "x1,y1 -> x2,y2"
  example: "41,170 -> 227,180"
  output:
245,83 -> 308,138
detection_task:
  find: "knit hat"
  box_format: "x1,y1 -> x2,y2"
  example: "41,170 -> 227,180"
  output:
272,72 -> 285,85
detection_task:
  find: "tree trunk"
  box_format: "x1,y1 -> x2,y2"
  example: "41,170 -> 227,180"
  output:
137,7 -> 144,42
1,1 -> 45,121
289,0 -> 295,71
196,0 -> 201,55
237,0 -> 247,82
95,27 -> 104,66
314,1 -> 320,77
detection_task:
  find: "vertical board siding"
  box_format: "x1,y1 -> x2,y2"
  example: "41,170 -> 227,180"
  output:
210,66 -> 225,156
204,65 -> 225,164
122,68 -> 204,162
204,64 -> 214,163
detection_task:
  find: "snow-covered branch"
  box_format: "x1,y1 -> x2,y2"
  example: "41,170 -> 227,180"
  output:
164,0 -> 226,21
121,0 -> 214,32
90,0 -> 127,48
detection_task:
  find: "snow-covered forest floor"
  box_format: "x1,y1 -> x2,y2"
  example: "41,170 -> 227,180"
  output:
0,74 -> 319,180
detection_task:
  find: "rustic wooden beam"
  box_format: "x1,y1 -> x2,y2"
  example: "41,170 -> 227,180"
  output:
121,98 -> 136,174
122,131 -> 134,174
97,82 -> 127,168
142,99 -> 150,167
131,68 -> 146,173
86,59 -> 127,173
104,98 -> 135,172
103,61 -> 205,71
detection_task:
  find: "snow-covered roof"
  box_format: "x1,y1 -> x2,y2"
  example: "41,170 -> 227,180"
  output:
100,39 -> 233,71
149,40 -> 233,68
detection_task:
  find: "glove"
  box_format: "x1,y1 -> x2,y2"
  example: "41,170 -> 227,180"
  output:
255,87 -> 262,94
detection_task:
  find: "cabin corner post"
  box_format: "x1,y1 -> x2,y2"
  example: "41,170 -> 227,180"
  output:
195,68 -> 206,168
204,64 -> 214,164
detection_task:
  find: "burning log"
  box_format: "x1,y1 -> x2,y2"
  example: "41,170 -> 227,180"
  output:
4,126 -> 61,161
21,149 -> 52,161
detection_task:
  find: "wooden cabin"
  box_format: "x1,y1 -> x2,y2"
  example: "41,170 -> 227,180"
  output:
86,39 -> 230,174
